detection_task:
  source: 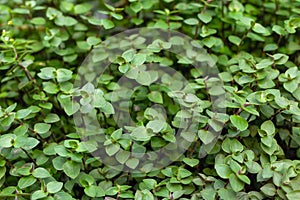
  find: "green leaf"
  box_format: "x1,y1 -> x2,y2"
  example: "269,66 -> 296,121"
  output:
30,17 -> 46,25
222,138 -> 244,153
202,37 -> 217,48
84,185 -> 97,197
264,43 -> 278,51
126,158 -> 139,169
5,103 -> 17,112
237,174 -> 251,184
242,105 -> 260,116
274,53 -> 289,65
46,7 -> 62,20
178,167 -> 192,179
55,16 -> 77,26
43,82 -> 59,94
142,179 -> 157,190
184,18 -> 199,25
0,134 -> 15,148
256,59 -> 273,69
16,109 -> 32,119
146,120 -> 165,133
132,53 -> 147,66
56,68 -> 73,82
44,113 -> 60,123
130,2 -> 143,13
106,186 -> 118,196
215,164 -> 232,179
197,13 -> 212,24
208,118 -> 223,132
34,123 -> 51,134
14,136 -> 39,150
63,161 -> 81,179
261,136 -> 273,147
200,187 -> 216,200
74,3 -> 92,14
54,192 -> 73,199
245,161 -> 261,173
47,181 -> 63,193
136,71 -> 152,86
293,88 -> 300,101
181,131 -> 196,142
116,150 -> 130,164
218,188 -> 236,200
260,183 -> 276,196
60,1 -> 73,12
252,23 -> 271,36
77,41 -> 91,50
284,80 -> 298,93
18,176 -> 37,189
79,174 -> 94,187
228,35 -> 241,46
135,190 -> 155,200
131,126 -> 152,141
33,168 -> 51,178
147,91 -> 163,104
101,19 -> 115,29
64,101 -> 80,116
162,132 -> 176,143
285,66 -> 298,79
230,115 -> 248,131
105,143 -> 120,156
287,191 -> 300,200
229,173 -> 244,192
229,0 -> 244,12
122,49 -> 135,62
31,190 -> 48,200
93,94 -> 106,109
52,156 -> 66,170
260,120 -> 275,135
87,36 -> 101,46
183,158 -> 199,167
111,128 -> 122,141
272,25 -> 286,35
0,167 -> 6,179
198,130 -> 216,144
1,114 -> 15,127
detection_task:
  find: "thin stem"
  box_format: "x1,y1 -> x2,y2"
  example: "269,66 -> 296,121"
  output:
277,34 -> 282,47
21,148 -> 38,166
166,15 -> 171,40
221,0 -> 225,41
262,0 -> 266,25
275,0 -> 279,24
102,112 -> 108,128
203,76 -> 211,103
235,108 -> 243,115
189,139 -> 199,158
170,192 -> 174,200
238,25 -> 253,52
0,193 -> 31,197
12,45 -> 18,60
18,63 -> 36,83
194,23 -> 200,39
270,109 -> 284,121
202,0 -> 213,14
29,127 -> 47,143
82,156 -> 88,173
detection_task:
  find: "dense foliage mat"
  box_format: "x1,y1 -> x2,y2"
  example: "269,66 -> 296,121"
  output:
0,0 -> 300,199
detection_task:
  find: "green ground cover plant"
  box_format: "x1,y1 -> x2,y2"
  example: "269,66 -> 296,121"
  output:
0,0 -> 300,199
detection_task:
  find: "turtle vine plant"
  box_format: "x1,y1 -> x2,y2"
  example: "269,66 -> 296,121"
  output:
0,0 -> 300,200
